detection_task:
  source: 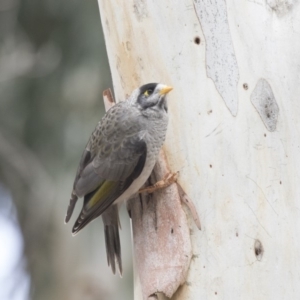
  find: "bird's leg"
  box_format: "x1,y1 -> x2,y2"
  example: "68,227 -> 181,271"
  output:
139,172 -> 178,194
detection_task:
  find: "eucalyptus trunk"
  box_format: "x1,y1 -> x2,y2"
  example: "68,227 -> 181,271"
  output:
97,0 -> 300,299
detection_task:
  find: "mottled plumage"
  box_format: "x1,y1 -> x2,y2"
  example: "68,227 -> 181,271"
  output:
65,83 -> 172,275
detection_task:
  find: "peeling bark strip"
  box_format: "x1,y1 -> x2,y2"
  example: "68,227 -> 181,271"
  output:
251,79 -> 279,131
103,88 -> 115,110
193,0 -> 239,116
128,151 -> 192,300
177,183 -> 201,230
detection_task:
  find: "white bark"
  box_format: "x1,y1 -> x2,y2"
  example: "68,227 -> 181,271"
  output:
97,0 -> 300,299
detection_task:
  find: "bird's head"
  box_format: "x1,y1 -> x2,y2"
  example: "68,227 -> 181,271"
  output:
130,83 -> 173,117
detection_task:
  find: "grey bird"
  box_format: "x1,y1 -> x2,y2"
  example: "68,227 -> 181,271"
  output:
65,83 -> 173,275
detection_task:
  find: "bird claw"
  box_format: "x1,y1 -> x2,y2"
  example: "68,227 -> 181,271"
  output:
138,172 -> 179,194
138,171 -> 201,230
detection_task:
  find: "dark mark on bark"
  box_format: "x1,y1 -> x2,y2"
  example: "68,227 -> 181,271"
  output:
194,36 -> 201,44
254,239 -> 264,261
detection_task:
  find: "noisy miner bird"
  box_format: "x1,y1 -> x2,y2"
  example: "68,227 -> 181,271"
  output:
65,83 -> 173,275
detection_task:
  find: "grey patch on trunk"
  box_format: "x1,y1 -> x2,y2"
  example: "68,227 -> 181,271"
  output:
266,0 -> 297,15
133,0 -> 148,21
251,78 -> 279,132
193,0 -> 239,116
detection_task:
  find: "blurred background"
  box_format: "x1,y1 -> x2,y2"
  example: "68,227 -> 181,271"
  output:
0,0 -> 133,299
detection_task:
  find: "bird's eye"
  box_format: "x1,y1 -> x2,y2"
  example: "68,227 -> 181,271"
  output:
144,89 -> 153,97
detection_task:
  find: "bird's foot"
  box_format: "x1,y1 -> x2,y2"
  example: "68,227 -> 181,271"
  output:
139,172 -> 178,194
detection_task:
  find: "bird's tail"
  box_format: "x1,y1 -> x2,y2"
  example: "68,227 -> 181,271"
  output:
65,192 -> 78,224
102,205 -> 122,276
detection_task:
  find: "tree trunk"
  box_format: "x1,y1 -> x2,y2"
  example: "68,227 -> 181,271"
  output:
97,0 -> 300,299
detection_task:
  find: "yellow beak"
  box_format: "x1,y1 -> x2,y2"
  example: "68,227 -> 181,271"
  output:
159,86 -> 173,95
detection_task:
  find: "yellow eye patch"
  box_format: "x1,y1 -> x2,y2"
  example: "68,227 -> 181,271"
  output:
144,89 -> 153,96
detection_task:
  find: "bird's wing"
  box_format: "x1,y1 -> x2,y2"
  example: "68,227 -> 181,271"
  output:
74,102 -> 146,195
65,102 -> 148,232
